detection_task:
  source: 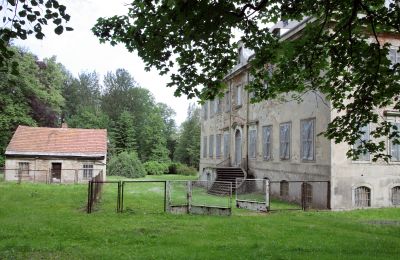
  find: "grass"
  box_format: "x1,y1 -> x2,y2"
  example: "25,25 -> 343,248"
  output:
1,175 -> 400,259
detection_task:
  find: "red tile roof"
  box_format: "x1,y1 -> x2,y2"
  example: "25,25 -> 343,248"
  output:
6,126 -> 107,157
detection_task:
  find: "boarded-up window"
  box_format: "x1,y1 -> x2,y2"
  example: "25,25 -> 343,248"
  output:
236,85 -> 242,106
83,164 -> 93,179
216,134 -> 222,158
248,129 -> 257,159
262,126 -> 272,160
354,125 -> 370,161
392,186 -> 400,205
223,132 -> 230,159
279,122 -> 291,160
225,91 -> 230,112
203,136 -> 207,158
280,180 -> 289,197
18,162 -> 29,176
354,186 -> 371,207
301,119 -> 315,161
209,135 -> 214,158
390,123 -> 400,161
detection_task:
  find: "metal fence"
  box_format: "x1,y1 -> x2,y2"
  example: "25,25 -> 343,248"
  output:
236,179 -> 269,212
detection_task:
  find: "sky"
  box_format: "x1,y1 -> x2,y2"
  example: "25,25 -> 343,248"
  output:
15,0 -> 196,125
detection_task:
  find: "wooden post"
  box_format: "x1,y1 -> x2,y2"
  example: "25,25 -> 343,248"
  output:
187,181 -> 192,213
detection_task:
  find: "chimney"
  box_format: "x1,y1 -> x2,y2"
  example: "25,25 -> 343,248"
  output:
61,122 -> 68,128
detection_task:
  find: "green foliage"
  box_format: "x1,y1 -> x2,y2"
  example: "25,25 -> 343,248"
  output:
107,151 -> 145,178
143,161 -> 169,175
112,111 -> 137,154
173,163 -> 198,176
67,107 -> 110,129
93,0 -> 400,160
174,104 -> 200,168
0,0 -> 72,74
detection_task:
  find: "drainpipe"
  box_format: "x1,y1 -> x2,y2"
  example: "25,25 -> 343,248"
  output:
229,80 -> 232,167
246,71 -> 250,174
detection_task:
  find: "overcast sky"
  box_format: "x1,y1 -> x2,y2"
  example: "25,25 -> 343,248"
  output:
15,0 -> 196,125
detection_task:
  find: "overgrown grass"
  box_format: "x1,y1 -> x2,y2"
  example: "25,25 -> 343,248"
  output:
1,176 -> 400,259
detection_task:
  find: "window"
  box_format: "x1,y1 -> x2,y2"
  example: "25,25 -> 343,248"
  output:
354,186 -> 371,207
389,48 -> 400,66
18,162 -> 29,176
236,85 -> 242,106
225,91 -> 230,112
248,128 -> 257,159
209,135 -> 214,158
210,100 -> 215,118
216,98 -> 222,114
237,47 -> 243,64
301,119 -> 315,161
203,136 -> 207,158
203,103 -> 208,120
279,122 -> 291,160
302,183 -> 313,208
354,125 -> 370,161
223,132 -> 230,159
392,186 -> 400,205
216,134 -> 222,158
83,164 -> 93,179
262,126 -> 272,160
280,180 -> 289,197
390,123 -> 400,161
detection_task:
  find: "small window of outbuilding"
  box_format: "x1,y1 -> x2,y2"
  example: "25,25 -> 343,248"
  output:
18,162 -> 29,176
392,186 -> 400,205
83,164 -> 93,179
354,186 -> 371,207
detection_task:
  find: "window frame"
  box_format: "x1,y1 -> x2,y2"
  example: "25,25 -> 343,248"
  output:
18,162 -> 30,176
236,85 -> 242,107
203,136 -> 207,159
209,135 -> 214,159
248,128 -> 257,160
354,186 -> 371,208
300,118 -> 316,162
216,134 -> 222,159
391,186 -> 400,206
262,125 -> 273,161
83,164 -> 94,180
279,122 -> 292,160
353,124 -> 370,162
223,132 -> 230,159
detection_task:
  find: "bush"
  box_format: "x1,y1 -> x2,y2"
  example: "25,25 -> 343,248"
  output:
108,151 -> 146,178
143,161 -> 169,175
175,163 -> 198,176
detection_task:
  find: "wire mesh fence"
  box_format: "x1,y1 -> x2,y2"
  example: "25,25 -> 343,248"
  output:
235,179 -> 268,212
191,180 -> 232,208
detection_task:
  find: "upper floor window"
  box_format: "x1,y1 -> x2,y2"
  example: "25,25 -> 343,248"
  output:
210,100 -> 215,118
237,47 -> 243,64
216,134 -> 222,159
209,135 -> 214,158
248,128 -> 257,159
83,164 -> 93,179
203,136 -> 207,158
262,126 -> 272,160
223,132 -> 230,159
236,85 -> 242,107
389,48 -> 400,66
280,122 -> 291,160
301,119 -> 315,161
225,91 -> 230,112
390,122 -> 400,162
354,124 -> 370,161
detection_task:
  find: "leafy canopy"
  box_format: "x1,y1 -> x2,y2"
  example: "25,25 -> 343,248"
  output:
93,0 -> 400,161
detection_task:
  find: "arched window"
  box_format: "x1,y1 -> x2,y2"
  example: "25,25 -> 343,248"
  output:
354,186 -> 371,207
280,180 -> 289,197
392,186 -> 400,206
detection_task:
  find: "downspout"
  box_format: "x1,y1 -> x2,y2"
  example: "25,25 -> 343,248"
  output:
229,80 -> 232,167
246,72 -> 250,174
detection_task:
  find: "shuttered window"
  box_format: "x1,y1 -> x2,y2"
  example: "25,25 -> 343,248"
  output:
279,122 -> 291,160
354,125 -> 370,161
390,123 -> 400,161
223,132 -> 230,159
301,119 -> 315,161
248,129 -> 257,159
262,126 -> 272,160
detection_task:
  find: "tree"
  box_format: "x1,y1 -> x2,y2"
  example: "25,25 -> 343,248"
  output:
174,104 -> 201,168
0,0 -> 72,74
93,0 -> 400,161
112,111 -> 137,154
67,107 -> 109,130
156,102 -> 177,160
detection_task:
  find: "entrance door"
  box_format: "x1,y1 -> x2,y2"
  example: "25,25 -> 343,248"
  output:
235,130 -> 242,166
51,163 -> 62,180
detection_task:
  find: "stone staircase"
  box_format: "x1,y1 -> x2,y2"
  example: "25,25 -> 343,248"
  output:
207,167 -> 246,196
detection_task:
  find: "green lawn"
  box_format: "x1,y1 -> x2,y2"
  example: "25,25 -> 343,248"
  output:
1,176 -> 400,259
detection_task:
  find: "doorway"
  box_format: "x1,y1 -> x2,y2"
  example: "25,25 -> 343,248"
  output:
235,129 -> 242,166
51,163 -> 62,181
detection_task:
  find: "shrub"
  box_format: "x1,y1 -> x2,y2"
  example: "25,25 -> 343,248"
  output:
143,161 -> 169,175
175,163 -> 198,176
108,151 -> 146,178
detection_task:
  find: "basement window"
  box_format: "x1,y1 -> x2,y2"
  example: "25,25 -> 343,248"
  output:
354,186 -> 371,207
392,186 -> 400,206
280,180 -> 289,197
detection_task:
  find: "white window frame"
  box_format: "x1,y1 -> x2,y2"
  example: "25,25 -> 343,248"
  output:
300,118 -> 315,161
279,122 -> 291,160
83,164 -> 94,180
262,125 -> 272,161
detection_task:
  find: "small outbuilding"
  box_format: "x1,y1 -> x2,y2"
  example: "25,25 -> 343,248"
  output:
4,125 -> 107,183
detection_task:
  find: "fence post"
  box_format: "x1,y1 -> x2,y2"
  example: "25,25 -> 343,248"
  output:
187,181 -> 192,213
327,181 -> 331,210
265,179 -> 270,211
121,182 -> 125,213
164,181 -> 169,213
117,181 -> 121,213
87,180 -> 92,213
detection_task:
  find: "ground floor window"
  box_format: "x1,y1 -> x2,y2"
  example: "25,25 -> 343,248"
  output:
18,162 -> 29,175
354,186 -> 371,207
83,164 -> 94,179
392,186 -> 400,205
280,180 -> 289,197
302,183 -> 313,208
